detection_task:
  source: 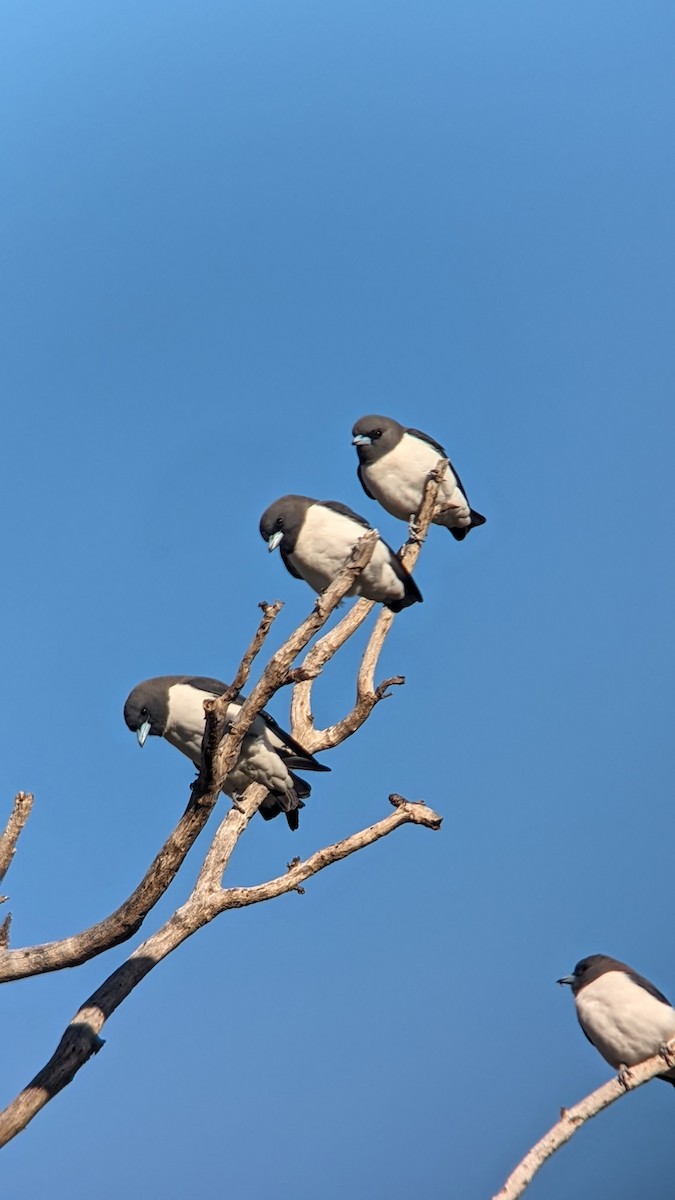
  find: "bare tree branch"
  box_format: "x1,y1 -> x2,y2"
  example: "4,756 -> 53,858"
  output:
199,530 -> 379,799
213,794 -> 442,908
0,520 -> 442,1147
0,798 -> 216,983
0,792 -> 34,887
0,793 -> 35,950
0,794 -> 441,1147
291,459 -> 448,752
0,534 -> 379,985
493,1041 -> 675,1200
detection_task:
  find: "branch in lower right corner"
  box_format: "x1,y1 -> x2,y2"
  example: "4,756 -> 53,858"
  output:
493,1039 -> 675,1200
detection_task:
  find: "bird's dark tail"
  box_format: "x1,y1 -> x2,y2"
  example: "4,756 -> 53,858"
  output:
449,509 -> 487,541
289,773 -> 311,801
259,770 -> 311,831
259,795 -> 306,829
387,561 -> 423,612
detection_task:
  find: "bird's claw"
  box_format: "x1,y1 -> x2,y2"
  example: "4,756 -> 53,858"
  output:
618,1064 -> 632,1089
659,1041 -> 675,1068
407,515 -> 422,543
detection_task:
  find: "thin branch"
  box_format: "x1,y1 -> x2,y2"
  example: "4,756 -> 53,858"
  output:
196,530 -> 379,800
231,601 -> 284,694
493,1041 -> 675,1200
0,793 -> 34,885
0,794 -> 441,1147
291,460 -> 448,752
198,789 -> 442,900
193,602 -> 284,796
0,537 -> 377,984
213,795 -> 442,909
0,793 -> 35,949
0,800 -> 217,983
193,782 -> 268,894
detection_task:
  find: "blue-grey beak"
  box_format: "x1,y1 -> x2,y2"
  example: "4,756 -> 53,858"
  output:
137,720 -> 151,747
557,974 -> 575,986
352,433 -> 372,446
267,530 -> 283,552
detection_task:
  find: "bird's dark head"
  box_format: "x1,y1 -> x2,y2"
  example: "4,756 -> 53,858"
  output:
351,415 -> 402,462
259,495 -> 312,554
124,678 -> 173,746
557,954 -> 620,994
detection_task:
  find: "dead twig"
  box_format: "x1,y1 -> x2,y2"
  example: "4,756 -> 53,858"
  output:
0,793 -> 34,886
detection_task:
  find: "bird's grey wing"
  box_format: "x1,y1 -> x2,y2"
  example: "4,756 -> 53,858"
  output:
374,534 -> 423,611
576,1012 -> 599,1048
628,970 -> 673,1007
407,426 -> 448,458
185,676 -> 230,697
259,708 -> 331,772
320,500 -> 372,529
288,772 -> 311,801
279,547 -> 305,579
407,428 -> 473,511
409,439 -> 486,541
357,463 -> 375,500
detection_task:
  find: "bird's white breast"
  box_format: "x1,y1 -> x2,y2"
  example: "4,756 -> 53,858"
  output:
287,504 -> 405,603
363,434 -> 463,520
164,686 -> 296,805
576,971 -> 675,1068
165,683 -> 211,764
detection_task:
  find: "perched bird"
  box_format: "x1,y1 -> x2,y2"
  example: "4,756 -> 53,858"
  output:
352,414 -> 486,541
558,954 -> 675,1085
123,675 -> 329,830
259,494 -> 422,613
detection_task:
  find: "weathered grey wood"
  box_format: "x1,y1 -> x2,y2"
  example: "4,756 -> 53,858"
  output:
0,511 -> 438,1147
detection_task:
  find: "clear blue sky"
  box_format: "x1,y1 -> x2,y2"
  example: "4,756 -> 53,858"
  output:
1,3 -> 674,1197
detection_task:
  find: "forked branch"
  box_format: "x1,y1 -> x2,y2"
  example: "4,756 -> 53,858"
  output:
0,794 -> 441,1147
0,537 -> 376,986
291,458 -> 448,752
0,521 -> 442,1147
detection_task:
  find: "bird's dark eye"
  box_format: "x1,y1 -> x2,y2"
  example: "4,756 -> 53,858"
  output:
140,706 -> 149,719
372,429 -> 382,440
276,516 -> 284,527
